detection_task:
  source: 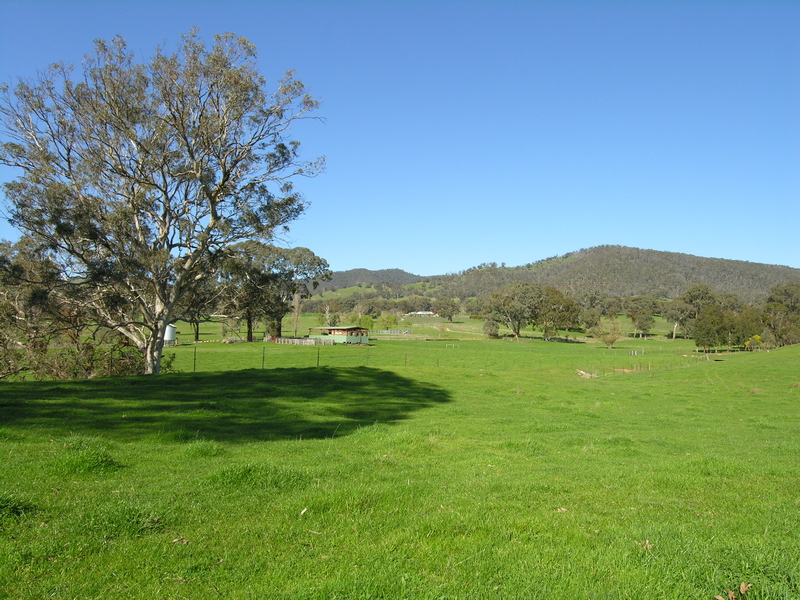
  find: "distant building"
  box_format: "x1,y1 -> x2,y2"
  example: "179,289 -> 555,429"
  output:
308,325 -> 370,344
405,311 -> 437,317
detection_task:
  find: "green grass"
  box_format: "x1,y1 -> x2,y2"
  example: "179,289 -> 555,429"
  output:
2,339 -> 799,598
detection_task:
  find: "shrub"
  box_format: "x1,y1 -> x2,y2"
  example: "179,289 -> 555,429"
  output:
483,319 -> 499,338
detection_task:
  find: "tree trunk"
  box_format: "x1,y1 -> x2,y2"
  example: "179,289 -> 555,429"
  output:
143,334 -> 165,375
192,321 -> 200,342
142,311 -> 173,375
246,314 -> 254,343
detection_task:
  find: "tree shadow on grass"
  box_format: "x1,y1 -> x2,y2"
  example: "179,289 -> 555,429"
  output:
0,367 -> 451,442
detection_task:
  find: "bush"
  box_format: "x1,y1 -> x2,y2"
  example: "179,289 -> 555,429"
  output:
483,319 -> 499,338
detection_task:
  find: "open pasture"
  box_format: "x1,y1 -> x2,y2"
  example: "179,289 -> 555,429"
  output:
2,339 -> 799,598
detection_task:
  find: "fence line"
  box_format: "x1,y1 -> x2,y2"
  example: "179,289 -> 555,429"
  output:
178,341 -> 710,377
272,337 -> 334,346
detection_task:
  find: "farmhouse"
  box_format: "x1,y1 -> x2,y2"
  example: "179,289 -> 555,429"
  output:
308,325 -> 370,344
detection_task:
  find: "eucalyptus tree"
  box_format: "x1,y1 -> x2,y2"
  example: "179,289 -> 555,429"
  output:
679,284 -> 719,319
766,281 -> 800,314
623,295 -> 659,338
432,297 -> 460,322
662,298 -> 694,339
218,242 -> 330,341
762,281 -> 800,346
538,286 -> 580,340
0,31 -> 323,373
694,304 -> 727,351
762,302 -> 799,347
484,281 -> 545,338
254,244 -> 331,338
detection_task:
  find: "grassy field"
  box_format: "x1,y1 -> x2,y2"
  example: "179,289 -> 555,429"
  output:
2,335 -> 799,598
191,311 -> 680,343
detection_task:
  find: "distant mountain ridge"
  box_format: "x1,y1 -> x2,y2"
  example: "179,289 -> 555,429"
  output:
434,246 -> 800,302
322,246 -> 800,302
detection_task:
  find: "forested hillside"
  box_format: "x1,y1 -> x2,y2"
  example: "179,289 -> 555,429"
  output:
426,246 -> 800,302
320,247 -> 799,302
318,268 -> 423,291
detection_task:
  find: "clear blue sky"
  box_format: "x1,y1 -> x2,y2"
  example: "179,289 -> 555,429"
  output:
1,0 -> 798,275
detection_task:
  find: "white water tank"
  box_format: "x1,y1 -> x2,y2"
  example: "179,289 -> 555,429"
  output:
164,324 -> 177,346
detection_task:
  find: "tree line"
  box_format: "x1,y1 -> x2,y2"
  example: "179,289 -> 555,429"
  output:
465,280 -> 800,350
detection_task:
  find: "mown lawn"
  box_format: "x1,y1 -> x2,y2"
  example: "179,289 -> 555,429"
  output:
1,339 -> 799,599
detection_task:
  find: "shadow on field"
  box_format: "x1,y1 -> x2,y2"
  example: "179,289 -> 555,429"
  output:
0,367 -> 451,442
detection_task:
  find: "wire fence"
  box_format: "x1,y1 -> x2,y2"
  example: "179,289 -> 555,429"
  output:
273,337 -> 334,346
172,339 -> 724,377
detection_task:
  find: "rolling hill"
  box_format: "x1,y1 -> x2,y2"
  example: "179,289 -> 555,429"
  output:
323,246 -> 800,302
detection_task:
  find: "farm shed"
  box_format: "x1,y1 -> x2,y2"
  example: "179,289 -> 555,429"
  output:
308,326 -> 370,344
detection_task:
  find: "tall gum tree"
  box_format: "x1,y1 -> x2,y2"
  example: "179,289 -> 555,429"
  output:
0,31 -> 323,373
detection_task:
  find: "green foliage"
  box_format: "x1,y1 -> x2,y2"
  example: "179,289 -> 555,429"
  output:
432,297 -> 460,322
680,284 -> 719,318
763,281 -> 800,347
317,302 -> 341,327
694,302 -> 775,351
766,280 -> 800,313
318,268 -> 422,292
625,300 -> 657,338
663,298 -> 694,339
484,281 -> 544,337
482,318 -> 499,337
538,286 -> 580,340
378,312 -> 399,330
397,294 -> 432,313
694,303 -> 727,350
579,306 -> 602,331
218,242 -> 330,341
